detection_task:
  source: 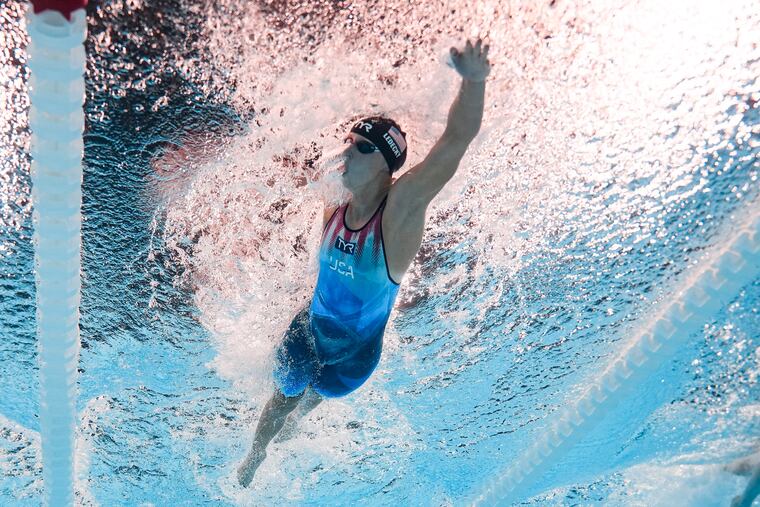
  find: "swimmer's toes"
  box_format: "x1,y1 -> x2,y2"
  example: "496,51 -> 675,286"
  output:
236,466 -> 252,488
236,450 -> 267,487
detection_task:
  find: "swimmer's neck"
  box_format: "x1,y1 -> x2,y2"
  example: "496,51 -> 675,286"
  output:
346,181 -> 389,225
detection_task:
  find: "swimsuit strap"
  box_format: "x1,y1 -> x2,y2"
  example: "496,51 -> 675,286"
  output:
343,195 -> 388,232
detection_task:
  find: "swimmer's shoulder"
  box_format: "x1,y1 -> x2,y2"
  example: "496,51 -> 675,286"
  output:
322,204 -> 340,229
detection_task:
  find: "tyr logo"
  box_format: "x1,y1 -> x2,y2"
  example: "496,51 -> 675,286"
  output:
335,236 -> 356,254
354,121 -> 372,133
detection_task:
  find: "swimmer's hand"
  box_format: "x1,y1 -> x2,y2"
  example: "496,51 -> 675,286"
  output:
449,38 -> 491,82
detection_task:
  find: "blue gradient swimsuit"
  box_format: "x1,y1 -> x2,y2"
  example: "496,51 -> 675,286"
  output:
273,196 -> 400,398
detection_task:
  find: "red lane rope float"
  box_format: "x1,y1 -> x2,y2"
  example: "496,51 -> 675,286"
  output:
30,0 -> 88,21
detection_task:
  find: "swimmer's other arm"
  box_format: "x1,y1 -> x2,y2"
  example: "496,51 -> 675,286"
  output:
393,38 -> 490,209
732,465 -> 760,507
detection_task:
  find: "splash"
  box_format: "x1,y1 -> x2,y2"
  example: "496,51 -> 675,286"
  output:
143,0 -> 759,502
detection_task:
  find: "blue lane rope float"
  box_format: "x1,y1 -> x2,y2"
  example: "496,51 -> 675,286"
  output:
471,209 -> 760,506
26,5 -> 87,506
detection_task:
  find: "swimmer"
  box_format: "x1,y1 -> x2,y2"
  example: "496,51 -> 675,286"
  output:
725,445 -> 760,507
237,37 -> 491,487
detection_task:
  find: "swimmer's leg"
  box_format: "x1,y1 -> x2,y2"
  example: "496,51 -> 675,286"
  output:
237,388 -> 303,487
732,465 -> 760,507
274,387 -> 324,443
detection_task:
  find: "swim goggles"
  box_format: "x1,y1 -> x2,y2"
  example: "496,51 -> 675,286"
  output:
345,137 -> 379,154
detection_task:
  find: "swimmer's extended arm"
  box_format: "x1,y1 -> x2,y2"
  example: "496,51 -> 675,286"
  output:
393,38 -> 490,209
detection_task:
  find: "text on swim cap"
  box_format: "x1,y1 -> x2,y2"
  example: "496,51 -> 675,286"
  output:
383,132 -> 401,158
354,121 -> 373,133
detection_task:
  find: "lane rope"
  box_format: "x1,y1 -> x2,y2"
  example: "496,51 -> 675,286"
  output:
471,209 -> 760,506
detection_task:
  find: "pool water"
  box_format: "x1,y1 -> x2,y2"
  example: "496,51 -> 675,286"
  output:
1,0 -> 758,505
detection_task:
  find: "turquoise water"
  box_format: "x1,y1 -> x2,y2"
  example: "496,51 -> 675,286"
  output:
1,0 -> 759,505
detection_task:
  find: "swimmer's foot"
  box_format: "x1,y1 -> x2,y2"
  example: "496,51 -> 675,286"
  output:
237,447 -> 267,488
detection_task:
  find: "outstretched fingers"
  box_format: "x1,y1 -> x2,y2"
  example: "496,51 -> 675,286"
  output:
465,38 -> 489,59
456,38 -> 489,57
450,46 -> 460,66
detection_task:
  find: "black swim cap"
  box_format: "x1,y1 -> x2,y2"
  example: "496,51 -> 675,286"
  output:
350,116 -> 407,174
